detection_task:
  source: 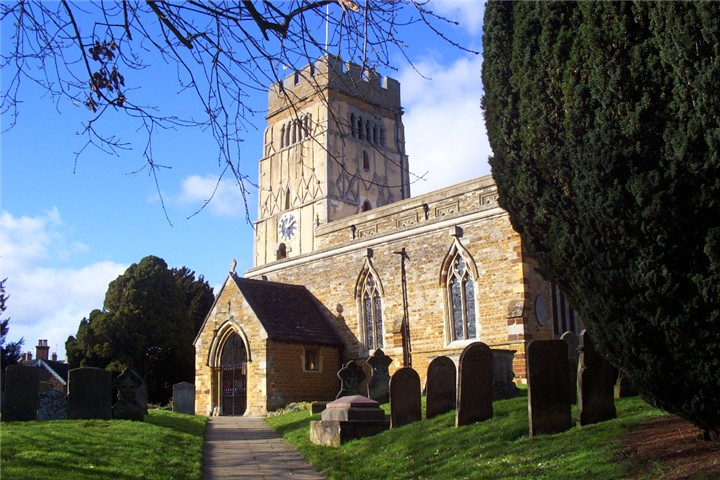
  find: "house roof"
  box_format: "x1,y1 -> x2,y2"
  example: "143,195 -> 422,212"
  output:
231,274 -> 344,347
30,359 -> 69,385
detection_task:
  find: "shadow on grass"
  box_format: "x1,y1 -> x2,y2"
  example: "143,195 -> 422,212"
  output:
145,410 -> 207,437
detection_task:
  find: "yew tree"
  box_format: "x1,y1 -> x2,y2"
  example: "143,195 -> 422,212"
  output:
66,256 -> 213,403
482,1 -> 720,439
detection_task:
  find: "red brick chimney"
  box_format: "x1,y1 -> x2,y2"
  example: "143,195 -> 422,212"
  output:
36,339 -> 50,361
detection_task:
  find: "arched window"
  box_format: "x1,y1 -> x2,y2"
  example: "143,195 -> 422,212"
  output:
280,125 -> 286,148
362,150 -> 370,171
445,252 -> 478,342
361,272 -> 383,350
277,243 -> 287,260
350,113 -> 356,138
285,188 -> 291,210
361,200 -> 372,212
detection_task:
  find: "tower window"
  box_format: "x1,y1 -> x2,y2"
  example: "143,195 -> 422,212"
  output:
361,200 -> 372,212
362,151 -> 370,171
277,243 -> 287,260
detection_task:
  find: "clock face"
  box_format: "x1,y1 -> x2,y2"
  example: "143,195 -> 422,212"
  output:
279,213 -> 297,241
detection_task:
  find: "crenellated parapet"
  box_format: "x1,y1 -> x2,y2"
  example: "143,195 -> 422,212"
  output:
268,55 -> 401,116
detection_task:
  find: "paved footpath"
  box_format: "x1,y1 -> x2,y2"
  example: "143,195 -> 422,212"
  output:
202,416 -> 327,479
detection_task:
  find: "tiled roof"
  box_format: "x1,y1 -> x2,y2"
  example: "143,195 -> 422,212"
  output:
231,274 -> 344,347
31,359 -> 69,384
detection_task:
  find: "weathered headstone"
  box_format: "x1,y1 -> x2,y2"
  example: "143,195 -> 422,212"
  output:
112,369 -> 146,421
456,342 -> 494,427
577,330 -> 618,426
336,360 -> 367,399
366,349 -> 392,403
37,388 -> 67,420
492,349 -> 520,399
426,356 -> 456,419
137,381 -> 149,414
389,367 -> 421,429
1,365 -> 40,421
173,382 -> 195,415
615,370 -> 638,398
527,339 -> 572,436
67,367 -> 112,420
561,331 -> 580,404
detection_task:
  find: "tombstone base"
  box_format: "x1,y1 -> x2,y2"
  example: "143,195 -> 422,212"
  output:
309,420 -> 389,447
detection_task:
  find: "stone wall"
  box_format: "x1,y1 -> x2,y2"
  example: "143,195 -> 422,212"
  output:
266,341 -> 342,411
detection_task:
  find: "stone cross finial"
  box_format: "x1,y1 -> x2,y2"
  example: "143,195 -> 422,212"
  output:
230,259 -> 237,273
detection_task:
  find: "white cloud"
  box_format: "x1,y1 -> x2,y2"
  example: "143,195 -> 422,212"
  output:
432,1 -> 485,36
178,174 -> 249,218
400,53 -> 492,196
1,209 -> 127,360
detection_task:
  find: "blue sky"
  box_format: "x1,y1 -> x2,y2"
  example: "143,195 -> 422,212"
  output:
1,2 -> 491,359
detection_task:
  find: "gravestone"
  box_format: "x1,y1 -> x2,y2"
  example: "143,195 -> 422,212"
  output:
173,382 -> 195,415
389,367 -> 421,429
1,365 -> 40,421
426,356 -> 456,419
68,367 -> 112,420
456,342 -> 494,427
577,330 -> 618,426
137,381 -> 149,414
112,369 -> 146,421
310,395 -> 389,447
336,360 -> 367,398
37,388 -> 67,420
561,331 -> 580,404
527,339 -> 572,436
366,349 -> 392,403
491,349 -> 520,399
615,370 -> 638,398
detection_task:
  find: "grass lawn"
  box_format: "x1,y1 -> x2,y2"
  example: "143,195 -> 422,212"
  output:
1,409 -> 207,480
266,392 -> 668,480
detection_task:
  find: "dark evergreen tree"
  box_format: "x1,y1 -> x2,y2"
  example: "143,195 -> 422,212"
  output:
483,1 -> 720,439
66,256 -> 214,403
0,279 -> 24,371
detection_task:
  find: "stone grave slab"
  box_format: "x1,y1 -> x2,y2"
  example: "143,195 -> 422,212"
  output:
173,382 -> 195,415
577,330 -> 618,426
366,349 -> 392,403
112,369 -> 146,421
390,367 -> 421,429
561,331 -> 580,404
492,349 -> 520,399
68,367 -> 112,420
1,365 -> 40,421
527,339 -> 572,436
309,395 -> 389,447
456,342 -> 494,427
426,356 -> 456,419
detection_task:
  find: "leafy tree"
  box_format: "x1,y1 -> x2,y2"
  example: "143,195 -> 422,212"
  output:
482,2 -> 720,439
1,278 -> 24,371
66,256 -> 214,403
1,2 -> 468,218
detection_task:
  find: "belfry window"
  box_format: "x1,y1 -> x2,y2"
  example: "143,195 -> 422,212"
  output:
362,273 -> 384,350
447,253 -> 477,341
362,150 -> 370,171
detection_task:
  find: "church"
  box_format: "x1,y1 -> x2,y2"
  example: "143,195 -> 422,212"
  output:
193,55 -> 582,416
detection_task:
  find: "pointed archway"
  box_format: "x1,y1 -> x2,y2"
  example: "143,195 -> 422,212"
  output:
220,332 -> 247,416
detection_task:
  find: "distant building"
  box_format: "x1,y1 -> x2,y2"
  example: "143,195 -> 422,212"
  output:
194,55 -> 583,416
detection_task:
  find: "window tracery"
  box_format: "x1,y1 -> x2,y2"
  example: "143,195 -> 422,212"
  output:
447,253 -> 477,341
349,112 -> 385,147
362,273 -> 384,350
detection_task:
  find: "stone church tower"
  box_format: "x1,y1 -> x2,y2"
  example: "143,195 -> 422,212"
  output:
254,55 -> 410,267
